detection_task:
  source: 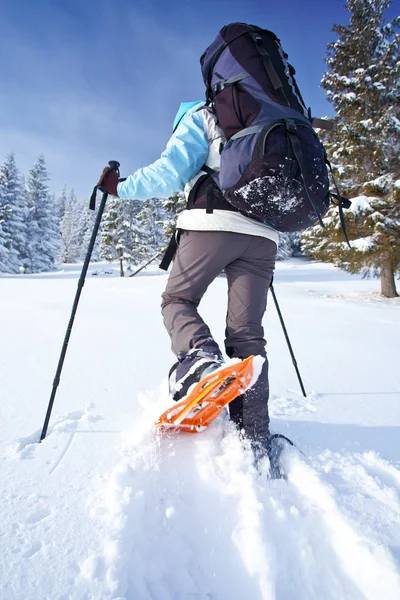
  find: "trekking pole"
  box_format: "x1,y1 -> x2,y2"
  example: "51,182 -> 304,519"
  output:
270,282 -> 307,397
40,161 -> 120,441
129,248 -> 166,278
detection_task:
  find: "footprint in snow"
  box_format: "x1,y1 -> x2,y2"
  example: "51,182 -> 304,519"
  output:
25,507 -> 52,525
5,406 -> 103,460
269,391 -> 318,418
20,540 -> 43,558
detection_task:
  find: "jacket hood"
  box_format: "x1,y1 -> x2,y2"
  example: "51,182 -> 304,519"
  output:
173,101 -> 203,131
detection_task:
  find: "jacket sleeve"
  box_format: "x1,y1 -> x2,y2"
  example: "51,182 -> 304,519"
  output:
117,107 -> 208,200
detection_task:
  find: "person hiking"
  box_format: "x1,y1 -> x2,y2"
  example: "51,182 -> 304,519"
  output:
98,98 -> 277,456
97,21 -> 331,475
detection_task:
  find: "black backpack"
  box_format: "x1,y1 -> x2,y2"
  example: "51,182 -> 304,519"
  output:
199,22 -> 350,235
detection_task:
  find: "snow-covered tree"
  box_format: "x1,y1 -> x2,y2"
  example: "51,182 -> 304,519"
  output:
59,189 -> 81,263
162,192 -> 186,239
0,154 -> 28,273
136,197 -> 167,261
76,204 -> 101,262
101,197 -> 142,276
276,233 -> 293,260
24,156 -> 59,273
0,195 -> 9,273
303,0 -> 400,297
57,186 -> 68,225
101,196 -> 168,275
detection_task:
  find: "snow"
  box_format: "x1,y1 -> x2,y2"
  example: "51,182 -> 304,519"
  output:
235,177 -> 302,217
1,258 -> 400,600
347,236 -> 374,251
365,174 -> 393,193
359,119 -> 373,129
348,194 -> 373,213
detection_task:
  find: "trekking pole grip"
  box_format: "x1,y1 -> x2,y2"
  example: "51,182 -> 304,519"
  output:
108,160 -> 120,171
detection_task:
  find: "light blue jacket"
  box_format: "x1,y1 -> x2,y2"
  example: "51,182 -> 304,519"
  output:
117,101 -> 207,200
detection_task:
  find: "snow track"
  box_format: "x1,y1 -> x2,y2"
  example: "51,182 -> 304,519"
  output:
80,394 -> 400,600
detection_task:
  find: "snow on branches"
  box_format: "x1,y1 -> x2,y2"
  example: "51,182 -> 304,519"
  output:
304,0 -> 400,297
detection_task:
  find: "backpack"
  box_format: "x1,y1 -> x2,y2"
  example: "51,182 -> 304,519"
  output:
199,22 -> 349,234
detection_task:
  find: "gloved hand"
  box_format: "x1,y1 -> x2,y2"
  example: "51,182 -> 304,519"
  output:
97,167 -> 119,197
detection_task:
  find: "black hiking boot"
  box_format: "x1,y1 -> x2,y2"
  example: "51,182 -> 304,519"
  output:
168,345 -> 224,402
266,434 -> 295,479
252,433 -> 295,480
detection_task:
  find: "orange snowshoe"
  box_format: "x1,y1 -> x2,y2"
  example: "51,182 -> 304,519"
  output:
156,356 -> 255,433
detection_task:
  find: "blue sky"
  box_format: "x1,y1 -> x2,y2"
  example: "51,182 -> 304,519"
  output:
0,0 -> 383,198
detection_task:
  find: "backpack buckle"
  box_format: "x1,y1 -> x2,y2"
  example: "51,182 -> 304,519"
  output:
213,81 -> 223,94
285,119 -> 297,133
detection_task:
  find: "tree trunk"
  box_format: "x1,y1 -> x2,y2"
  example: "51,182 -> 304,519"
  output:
380,255 -> 398,298
119,257 -> 124,278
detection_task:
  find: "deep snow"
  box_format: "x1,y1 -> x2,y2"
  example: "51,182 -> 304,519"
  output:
0,258 -> 399,600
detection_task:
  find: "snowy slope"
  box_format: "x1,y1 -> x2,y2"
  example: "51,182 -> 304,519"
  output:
1,258 -> 399,600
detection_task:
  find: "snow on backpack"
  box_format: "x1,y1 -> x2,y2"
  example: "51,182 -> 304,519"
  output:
199,22 -> 349,234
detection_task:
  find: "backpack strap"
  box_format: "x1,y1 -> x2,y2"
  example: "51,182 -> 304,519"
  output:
201,165 -> 220,214
249,33 -> 289,107
230,124 -> 265,140
211,72 -> 249,95
284,119 -> 325,228
203,30 -> 251,103
159,229 -> 182,271
325,158 -> 352,248
312,117 -> 334,131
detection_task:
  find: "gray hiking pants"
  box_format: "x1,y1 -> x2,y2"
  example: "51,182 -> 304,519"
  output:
161,230 -> 277,442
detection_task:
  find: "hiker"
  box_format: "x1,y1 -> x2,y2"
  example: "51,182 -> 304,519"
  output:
97,93 -> 278,455
98,98 -> 277,435
98,22 -> 331,469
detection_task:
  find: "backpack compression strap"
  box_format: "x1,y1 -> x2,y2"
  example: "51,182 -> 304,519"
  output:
203,27 -> 258,103
249,32 -> 289,107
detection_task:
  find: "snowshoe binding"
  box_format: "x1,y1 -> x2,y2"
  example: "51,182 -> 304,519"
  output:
157,356 -> 255,433
168,346 -> 224,402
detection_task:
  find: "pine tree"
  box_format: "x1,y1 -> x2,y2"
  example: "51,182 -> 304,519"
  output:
0,182 -> 9,273
77,206 -> 101,262
276,233 -> 293,260
302,0 -> 400,297
162,192 -> 186,238
57,186 -> 68,225
0,153 -> 27,273
25,156 -> 60,273
59,189 -> 81,263
136,197 -> 167,261
101,197 -> 142,276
